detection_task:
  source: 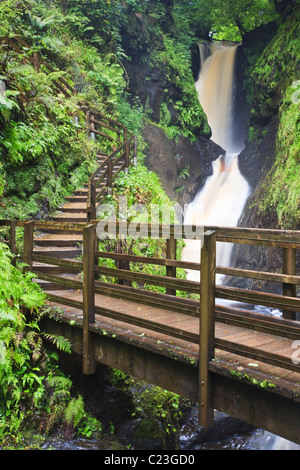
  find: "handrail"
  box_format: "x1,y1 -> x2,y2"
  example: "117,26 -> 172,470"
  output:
1,36 -> 76,98
1,36 -> 138,224
86,134 -> 136,221
1,221 -> 299,373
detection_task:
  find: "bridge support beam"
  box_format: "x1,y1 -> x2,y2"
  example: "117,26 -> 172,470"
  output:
41,313 -> 300,445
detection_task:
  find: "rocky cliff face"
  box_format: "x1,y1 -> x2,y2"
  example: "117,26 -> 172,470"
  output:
143,123 -> 224,207
237,9 -> 299,231
229,10 -> 300,284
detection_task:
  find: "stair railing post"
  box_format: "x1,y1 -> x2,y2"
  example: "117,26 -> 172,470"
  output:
107,158 -> 113,194
9,220 -> 16,264
23,221 -> 34,271
133,135 -> 138,168
282,247 -> 297,320
125,139 -> 129,173
90,179 -> 96,221
199,230 -> 216,428
166,235 -> 177,296
83,224 -> 96,375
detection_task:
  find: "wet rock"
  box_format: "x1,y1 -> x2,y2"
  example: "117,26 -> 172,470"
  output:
179,408 -> 255,450
143,123 -> 225,207
117,418 -> 167,450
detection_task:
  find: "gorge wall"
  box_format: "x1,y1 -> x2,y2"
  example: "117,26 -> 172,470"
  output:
121,3 -> 299,282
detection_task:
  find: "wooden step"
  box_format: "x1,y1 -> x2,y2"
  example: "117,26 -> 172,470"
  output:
52,215 -> 87,223
58,207 -> 87,214
35,238 -> 82,247
34,280 -> 72,291
66,195 -> 87,202
32,265 -> 79,274
33,248 -> 82,259
73,188 -> 88,196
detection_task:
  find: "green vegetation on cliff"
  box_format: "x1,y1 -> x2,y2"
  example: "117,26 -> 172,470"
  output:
244,6 -> 300,228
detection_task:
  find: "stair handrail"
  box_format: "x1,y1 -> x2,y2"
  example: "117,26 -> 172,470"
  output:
1,35 -> 138,222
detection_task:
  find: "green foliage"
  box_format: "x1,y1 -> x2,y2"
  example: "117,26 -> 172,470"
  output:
134,385 -> 183,437
0,242 -> 94,447
248,7 -> 300,228
153,34 -> 210,138
172,0 -> 280,41
64,395 -> 85,428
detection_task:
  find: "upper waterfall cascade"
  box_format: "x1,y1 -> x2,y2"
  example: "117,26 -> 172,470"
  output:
182,42 -> 251,281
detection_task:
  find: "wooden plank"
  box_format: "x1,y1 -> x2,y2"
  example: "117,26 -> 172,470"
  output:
23,221 -> 34,269
216,235 -> 300,248
282,247 -> 297,320
216,266 -> 300,285
94,280 -> 199,315
94,264 -> 200,293
32,254 -> 82,271
96,250 -> 201,271
46,293 -> 83,311
82,225 -> 96,374
215,337 -> 300,373
92,127 -> 114,141
94,304 -> 198,344
215,305 -> 300,340
107,158 -> 113,189
166,237 -> 177,296
105,222 -> 300,243
34,221 -> 85,232
9,220 -> 16,257
90,116 -> 121,135
199,230 -> 216,427
215,286 -> 300,311
32,272 -> 83,290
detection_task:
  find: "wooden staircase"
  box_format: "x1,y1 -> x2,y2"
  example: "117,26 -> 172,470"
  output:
32,150 -> 127,284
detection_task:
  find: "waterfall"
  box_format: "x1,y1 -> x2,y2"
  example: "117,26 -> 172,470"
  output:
182,42 -> 251,282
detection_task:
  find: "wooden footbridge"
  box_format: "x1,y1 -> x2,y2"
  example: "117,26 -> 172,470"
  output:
1,216 -> 300,445
1,35 -> 300,445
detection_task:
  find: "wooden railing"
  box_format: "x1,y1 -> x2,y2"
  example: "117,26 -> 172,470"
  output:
1,36 -> 138,220
0,220 -> 300,425
85,110 -> 137,221
0,36 -> 76,98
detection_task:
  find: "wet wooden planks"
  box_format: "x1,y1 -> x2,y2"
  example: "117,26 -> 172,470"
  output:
44,286 -> 300,392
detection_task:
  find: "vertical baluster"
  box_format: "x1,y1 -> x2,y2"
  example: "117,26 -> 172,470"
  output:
282,247 -> 297,320
23,221 -> 34,270
9,220 -> 16,264
166,236 -> 177,296
199,230 -> 216,427
83,224 -> 96,375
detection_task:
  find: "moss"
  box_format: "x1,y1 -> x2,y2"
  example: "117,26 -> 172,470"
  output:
244,7 -> 300,229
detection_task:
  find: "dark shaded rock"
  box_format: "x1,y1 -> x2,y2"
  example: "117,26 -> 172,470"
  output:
238,114 -> 279,190
180,409 -> 255,450
143,123 -> 225,206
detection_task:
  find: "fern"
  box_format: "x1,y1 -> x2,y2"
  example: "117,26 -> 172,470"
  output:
64,395 -> 85,429
42,333 -> 72,354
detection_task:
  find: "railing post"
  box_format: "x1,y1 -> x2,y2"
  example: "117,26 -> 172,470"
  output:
133,135 -> 138,168
107,158 -> 113,193
199,230 -> 216,427
23,221 -> 34,270
90,179 -> 96,221
125,139 -> 129,173
83,224 -> 96,375
9,220 -> 16,263
282,247 -> 297,320
166,236 -> 177,296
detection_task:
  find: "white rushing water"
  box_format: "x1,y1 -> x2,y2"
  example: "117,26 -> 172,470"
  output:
181,42 -> 300,451
182,42 -> 251,282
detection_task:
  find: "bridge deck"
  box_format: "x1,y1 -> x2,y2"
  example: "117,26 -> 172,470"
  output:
44,285 -> 300,402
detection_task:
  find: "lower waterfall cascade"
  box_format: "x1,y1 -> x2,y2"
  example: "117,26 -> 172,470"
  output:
182,42 -> 251,282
